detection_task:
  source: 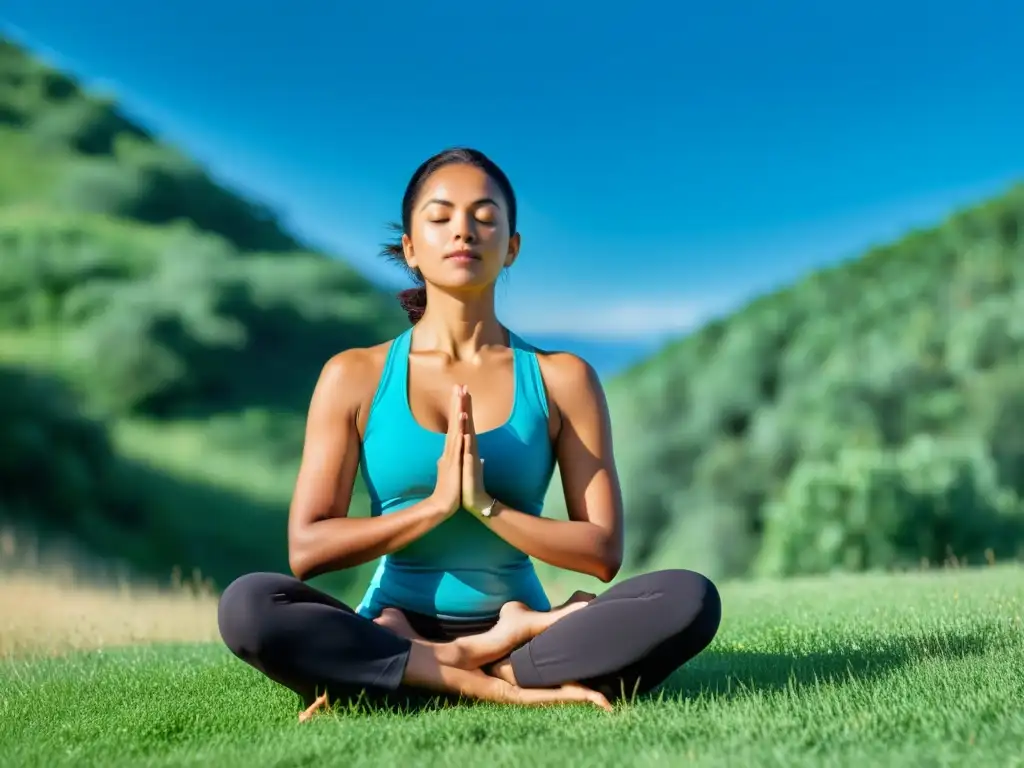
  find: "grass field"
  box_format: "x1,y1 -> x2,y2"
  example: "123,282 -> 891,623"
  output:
2,562 -> 1023,767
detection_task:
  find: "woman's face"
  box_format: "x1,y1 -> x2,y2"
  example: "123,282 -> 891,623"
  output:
402,163 -> 519,294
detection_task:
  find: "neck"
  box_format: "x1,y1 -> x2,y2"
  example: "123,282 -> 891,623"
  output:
414,287 -> 507,359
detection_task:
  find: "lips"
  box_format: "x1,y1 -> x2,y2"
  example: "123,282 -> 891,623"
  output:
444,250 -> 481,261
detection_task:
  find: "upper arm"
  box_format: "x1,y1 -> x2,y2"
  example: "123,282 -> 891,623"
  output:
543,353 -> 624,555
287,351 -> 368,546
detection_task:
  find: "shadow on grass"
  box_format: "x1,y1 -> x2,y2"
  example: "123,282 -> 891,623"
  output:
660,623 -> 1005,702
308,623 -> 1008,718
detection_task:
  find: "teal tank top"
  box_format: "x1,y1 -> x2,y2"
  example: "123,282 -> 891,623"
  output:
354,327 -> 555,620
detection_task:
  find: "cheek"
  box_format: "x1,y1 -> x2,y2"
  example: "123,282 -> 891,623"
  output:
411,224 -> 448,260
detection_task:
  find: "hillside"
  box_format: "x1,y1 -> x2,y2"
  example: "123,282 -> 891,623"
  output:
5,35 -> 1024,597
557,184 -> 1024,582
0,37 -> 405,595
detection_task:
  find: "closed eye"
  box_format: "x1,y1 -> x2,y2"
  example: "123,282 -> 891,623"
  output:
428,217 -> 496,226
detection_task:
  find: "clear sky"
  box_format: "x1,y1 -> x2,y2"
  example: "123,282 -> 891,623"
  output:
4,0 -> 1023,341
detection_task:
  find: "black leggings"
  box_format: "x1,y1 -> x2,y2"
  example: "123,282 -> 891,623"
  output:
217,569 -> 722,708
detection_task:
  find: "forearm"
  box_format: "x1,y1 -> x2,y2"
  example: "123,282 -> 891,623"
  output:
290,496 -> 447,580
471,500 -> 621,582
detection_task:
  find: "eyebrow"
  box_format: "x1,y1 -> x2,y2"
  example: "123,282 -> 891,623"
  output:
419,197 -> 501,210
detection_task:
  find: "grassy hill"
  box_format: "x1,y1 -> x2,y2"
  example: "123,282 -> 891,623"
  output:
542,184 -> 1024,583
0,37 -> 406,597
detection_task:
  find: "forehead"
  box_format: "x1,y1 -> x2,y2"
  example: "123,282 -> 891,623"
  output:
418,164 -> 505,206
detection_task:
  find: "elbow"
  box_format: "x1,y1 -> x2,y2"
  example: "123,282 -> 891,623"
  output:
595,560 -> 621,584
594,551 -> 622,583
289,554 -> 309,582
594,537 -> 623,583
287,526 -> 315,582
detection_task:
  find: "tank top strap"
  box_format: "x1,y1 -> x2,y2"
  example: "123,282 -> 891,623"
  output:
508,331 -> 550,419
367,327 -> 413,416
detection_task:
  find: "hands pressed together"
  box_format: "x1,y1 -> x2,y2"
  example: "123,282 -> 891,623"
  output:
432,384 -> 494,519
423,387 -> 612,713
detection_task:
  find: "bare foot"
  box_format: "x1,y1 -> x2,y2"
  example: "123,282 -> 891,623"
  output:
553,590 -> 598,610
474,599 -> 592,682
298,692 -> 329,723
374,608 -> 423,640
498,598 -> 589,640
515,681 -> 613,712
446,599 -> 588,671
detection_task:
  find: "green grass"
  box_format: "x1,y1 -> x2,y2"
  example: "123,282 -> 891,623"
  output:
3,565 -> 1023,767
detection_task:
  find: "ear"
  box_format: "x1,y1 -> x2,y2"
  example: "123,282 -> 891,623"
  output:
504,232 -> 521,269
402,233 -> 417,271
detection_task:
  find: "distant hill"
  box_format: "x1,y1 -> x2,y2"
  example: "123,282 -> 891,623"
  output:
621,184 -> 1022,578
543,183 -> 1024,583
0,37 -> 404,595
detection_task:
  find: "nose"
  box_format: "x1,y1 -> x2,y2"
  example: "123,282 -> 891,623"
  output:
454,211 -> 477,243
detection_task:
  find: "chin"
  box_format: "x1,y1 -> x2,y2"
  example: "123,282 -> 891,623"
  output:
433,267 -> 500,291
438,279 -> 491,294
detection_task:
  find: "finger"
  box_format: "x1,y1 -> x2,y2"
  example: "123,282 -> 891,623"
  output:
443,386 -> 456,452
453,413 -> 466,459
463,388 -> 475,436
444,385 -> 462,454
462,434 -> 473,479
465,434 -> 482,482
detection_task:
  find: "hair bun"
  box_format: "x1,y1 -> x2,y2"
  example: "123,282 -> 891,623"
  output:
397,287 -> 427,324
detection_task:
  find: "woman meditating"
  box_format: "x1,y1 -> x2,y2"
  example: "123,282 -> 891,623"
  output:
217,148 -> 722,720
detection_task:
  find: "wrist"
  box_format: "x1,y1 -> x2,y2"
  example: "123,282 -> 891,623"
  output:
467,493 -> 498,518
425,494 -> 456,519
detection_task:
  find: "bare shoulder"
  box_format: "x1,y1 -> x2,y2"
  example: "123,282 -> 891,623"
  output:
535,349 -> 601,393
320,340 -> 391,384
314,339 -> 394,416
533,348 -> 607,419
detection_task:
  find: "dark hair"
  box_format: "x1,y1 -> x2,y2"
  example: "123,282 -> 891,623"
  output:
381,147 -> 518,323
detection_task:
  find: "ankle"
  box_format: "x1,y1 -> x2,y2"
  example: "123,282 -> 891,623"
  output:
488,658 -> 518,686
434,639 -> 470,669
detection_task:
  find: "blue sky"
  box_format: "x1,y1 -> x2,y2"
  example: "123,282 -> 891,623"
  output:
4,0 -> 1023,343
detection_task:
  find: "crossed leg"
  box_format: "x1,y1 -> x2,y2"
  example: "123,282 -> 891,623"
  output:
374,595 -> 592,670
216,573 -> 614,721
374,569 -> 720,703
217,569 -> 721,721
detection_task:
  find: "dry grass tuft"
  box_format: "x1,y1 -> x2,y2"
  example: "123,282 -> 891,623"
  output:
1,525 -> 222,659
0,569 -> 220,660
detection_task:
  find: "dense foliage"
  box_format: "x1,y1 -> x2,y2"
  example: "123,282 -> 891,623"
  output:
0,38 -> 398,592
588,188 -> 1024,580
0,214 -> 404,417
0,39 -> 406,418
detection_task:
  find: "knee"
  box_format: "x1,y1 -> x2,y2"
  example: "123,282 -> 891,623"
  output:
651,569 -> 723,639
217,571 -> 288,659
